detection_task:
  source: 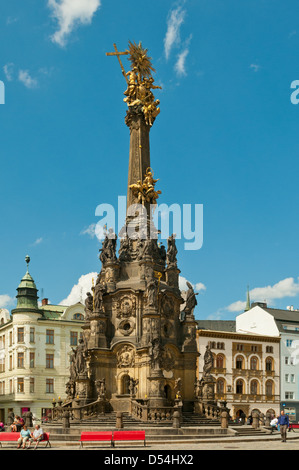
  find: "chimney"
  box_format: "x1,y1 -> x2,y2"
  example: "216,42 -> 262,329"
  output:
42,298 -> 48,306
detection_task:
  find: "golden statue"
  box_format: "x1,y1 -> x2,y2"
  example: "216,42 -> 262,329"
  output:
129,168 -> 161,207
106,41 -> 161,126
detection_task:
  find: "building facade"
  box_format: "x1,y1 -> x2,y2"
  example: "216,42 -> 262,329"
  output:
237,302 -> 299,421
196,320 -> 280,420
0,259 -> 85,423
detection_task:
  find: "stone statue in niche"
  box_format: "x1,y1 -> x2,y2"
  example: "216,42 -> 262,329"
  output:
96,378 -> 106,399
149,337 -> 162,370
146,277 -> 159,309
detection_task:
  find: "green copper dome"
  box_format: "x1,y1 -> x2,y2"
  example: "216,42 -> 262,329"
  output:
13,256 -> 40,312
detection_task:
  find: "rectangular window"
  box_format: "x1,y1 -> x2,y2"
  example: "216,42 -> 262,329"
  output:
9,379 -> 13,394
29,352 -> 35,368
70,331 -> 78,346
285,391 -> 294,400
46,330 -> 54,345
30,328 -> 35,343
30,378 -> 35,393
46,378 -> 54,394
17,378 -> 24,393
286,339 -> 293,347
9,355 -> 12,371
285,374 -> 289,382
9,331 -> 12,347
17,353 -> 24,368
46,354 -> 54,369
17,328 -> 24,343
251,345 -> 258,352
0,358 -> 5,373
291,374 -> 295,383
236,344 -> 244,351
285,356 -> 290,365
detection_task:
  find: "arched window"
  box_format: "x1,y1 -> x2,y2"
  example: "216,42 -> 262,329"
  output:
217,379 -> 225,395
236,380 -> 244,394
250,380 -> 259,395
73,313 -> 84,321
250,356 -> 258,370
265,380 -> 274,397
236,356 -> 244,369
216,354 -> 224,369
266,357 -> 273,371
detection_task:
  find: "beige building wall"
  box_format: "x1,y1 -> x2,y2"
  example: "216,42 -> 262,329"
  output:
0,303 -> 85,423
197,329 -> 280,420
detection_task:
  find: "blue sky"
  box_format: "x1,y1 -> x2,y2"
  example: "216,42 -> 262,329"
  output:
0,0 -> 299,320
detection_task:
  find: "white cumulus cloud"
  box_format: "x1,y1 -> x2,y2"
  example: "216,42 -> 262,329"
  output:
0,295 -> 14,309
48,0 -> 101,47
60,272 -> 97,305
226,277 -> 299,313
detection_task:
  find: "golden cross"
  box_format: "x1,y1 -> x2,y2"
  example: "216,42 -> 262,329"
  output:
106,43 -> 129,83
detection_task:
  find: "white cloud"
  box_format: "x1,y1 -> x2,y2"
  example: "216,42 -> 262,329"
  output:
32,237 -> 43,246
179,275 -> 206,292
6,17 -> 19,25
3,63 -> 14,81
226,277 -> 299,313
175,47 -> 189,76
250,63 -> 261,73
48,0 -> 101,47
60,272 -> 97,305
195,282 -> 206,292
0,295 -> 14,309
18,70 -> 38,88
80,223 -> 107,240
226,300 -> 246,313
80,224 -> 96,238
164,3 -> 186,60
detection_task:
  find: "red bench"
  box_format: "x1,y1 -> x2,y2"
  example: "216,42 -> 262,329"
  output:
79,431 -> 146,448
79,432 -> 113,448
0,432 -> 51,448
113,430 -> 146,447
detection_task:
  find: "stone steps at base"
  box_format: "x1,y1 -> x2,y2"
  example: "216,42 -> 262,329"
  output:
231,427 -> 267,436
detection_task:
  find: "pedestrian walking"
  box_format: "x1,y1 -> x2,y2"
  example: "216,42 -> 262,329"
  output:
277,410 -> 289,442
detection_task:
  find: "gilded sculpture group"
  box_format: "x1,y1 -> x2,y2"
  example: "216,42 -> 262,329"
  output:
129,167 -> 161,207
124,69 -> 161,126
107,41 -> 162,127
